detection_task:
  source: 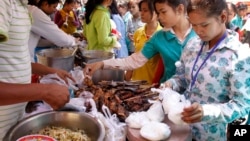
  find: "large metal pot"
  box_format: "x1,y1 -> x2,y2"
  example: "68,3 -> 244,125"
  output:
81,49 -> 114,63
80,49 -> 124,84
92,69 -> 124,84
36,48 -> 75,72
4,111 -> 105,141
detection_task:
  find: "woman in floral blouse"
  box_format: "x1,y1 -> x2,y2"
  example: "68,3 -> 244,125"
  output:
164,0 -> 250,140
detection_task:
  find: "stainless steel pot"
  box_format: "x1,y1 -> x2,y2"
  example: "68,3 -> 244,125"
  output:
80,49 -> 124,84
36,48 -> 75,72
80,49 -> 114,63
4,111 -> 105,141
92,69 -> 124,84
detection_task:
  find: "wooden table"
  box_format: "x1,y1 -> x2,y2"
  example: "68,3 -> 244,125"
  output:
126,116 -> 192,141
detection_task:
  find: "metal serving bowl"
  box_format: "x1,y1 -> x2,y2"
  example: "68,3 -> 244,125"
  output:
4,111 -> 105,141
80,49 -> 114,64
80,49 -> 124,84
36,48 -> 75,72
92,69 -> 124,84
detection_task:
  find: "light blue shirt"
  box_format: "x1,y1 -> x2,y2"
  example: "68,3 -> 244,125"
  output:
112,14 -> 128,58
142,29 -> 197,83
168,30 -> 250,140
122,11 -> 132,31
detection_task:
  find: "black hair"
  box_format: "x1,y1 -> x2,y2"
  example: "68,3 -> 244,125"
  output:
109,0 -> 119,15
28,0 -> 60,7
139,0 -> 155,17
28,0 -> 39,5
187,0 -> 227,17
153,0 -> 188,13
85,0 -> 106,24
64,0 -> 77,5
237,2 -> 248,11
227,2 -> 238,14
109,0 -> 119,20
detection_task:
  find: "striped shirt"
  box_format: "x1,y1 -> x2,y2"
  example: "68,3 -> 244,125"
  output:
0,0 -> 32,140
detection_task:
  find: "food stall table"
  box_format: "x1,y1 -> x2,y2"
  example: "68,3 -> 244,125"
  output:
127,116 -> 192,141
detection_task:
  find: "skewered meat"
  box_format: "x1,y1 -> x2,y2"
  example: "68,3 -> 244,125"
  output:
76,78 -> 157,121
115,89 -> 134,100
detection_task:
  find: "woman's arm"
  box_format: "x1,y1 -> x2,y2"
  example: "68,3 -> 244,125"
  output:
0,82 -> 70,110
103,52 -> 147,70
30,7 -> 76,47
84,52 -> 148,76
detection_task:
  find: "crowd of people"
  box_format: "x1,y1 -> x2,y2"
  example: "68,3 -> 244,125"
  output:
84,0 -> 250,140
1,0 -> 250,140
0,0 -> 75,140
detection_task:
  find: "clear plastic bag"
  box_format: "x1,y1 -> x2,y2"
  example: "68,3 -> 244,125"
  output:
146,100 -> 165,122
125,112 -> 150,129
39,67 -> 85,91
98,105 -> 127,141
39,73 -> 78,91
70,66 -> 85,88
151,88 -> 191,125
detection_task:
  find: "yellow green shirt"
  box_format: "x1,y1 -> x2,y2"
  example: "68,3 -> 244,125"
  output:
83,5 -> 116,52
131,23 -> 162,84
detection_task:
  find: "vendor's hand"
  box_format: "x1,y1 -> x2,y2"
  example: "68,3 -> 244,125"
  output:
181,102 -> 203,124
83,61 -> 104,76
42,84 -> 70,110
54,69 -> 75,84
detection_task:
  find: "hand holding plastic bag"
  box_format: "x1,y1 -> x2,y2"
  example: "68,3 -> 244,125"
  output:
151,88 -> 191,125
40,67 -> 85,91
40,73 -> 78,91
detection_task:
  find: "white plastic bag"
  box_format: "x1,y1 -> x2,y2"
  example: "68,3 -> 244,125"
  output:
40,67 -> 85,91
167,94 -> 190,125
64,98 -> 86,112
140,121 -> 171,141
99,105 -> 127,141
39,73 -> 78,91
125,112 -> 150,129
146,100 -> 165,122
151,88 -> 191,125
70,66 -> 85,88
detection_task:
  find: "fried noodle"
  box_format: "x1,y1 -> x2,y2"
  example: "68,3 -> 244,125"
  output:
37,126 -> 91,141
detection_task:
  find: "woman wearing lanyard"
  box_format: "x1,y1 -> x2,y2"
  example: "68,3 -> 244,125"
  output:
163,0 -> 250,140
